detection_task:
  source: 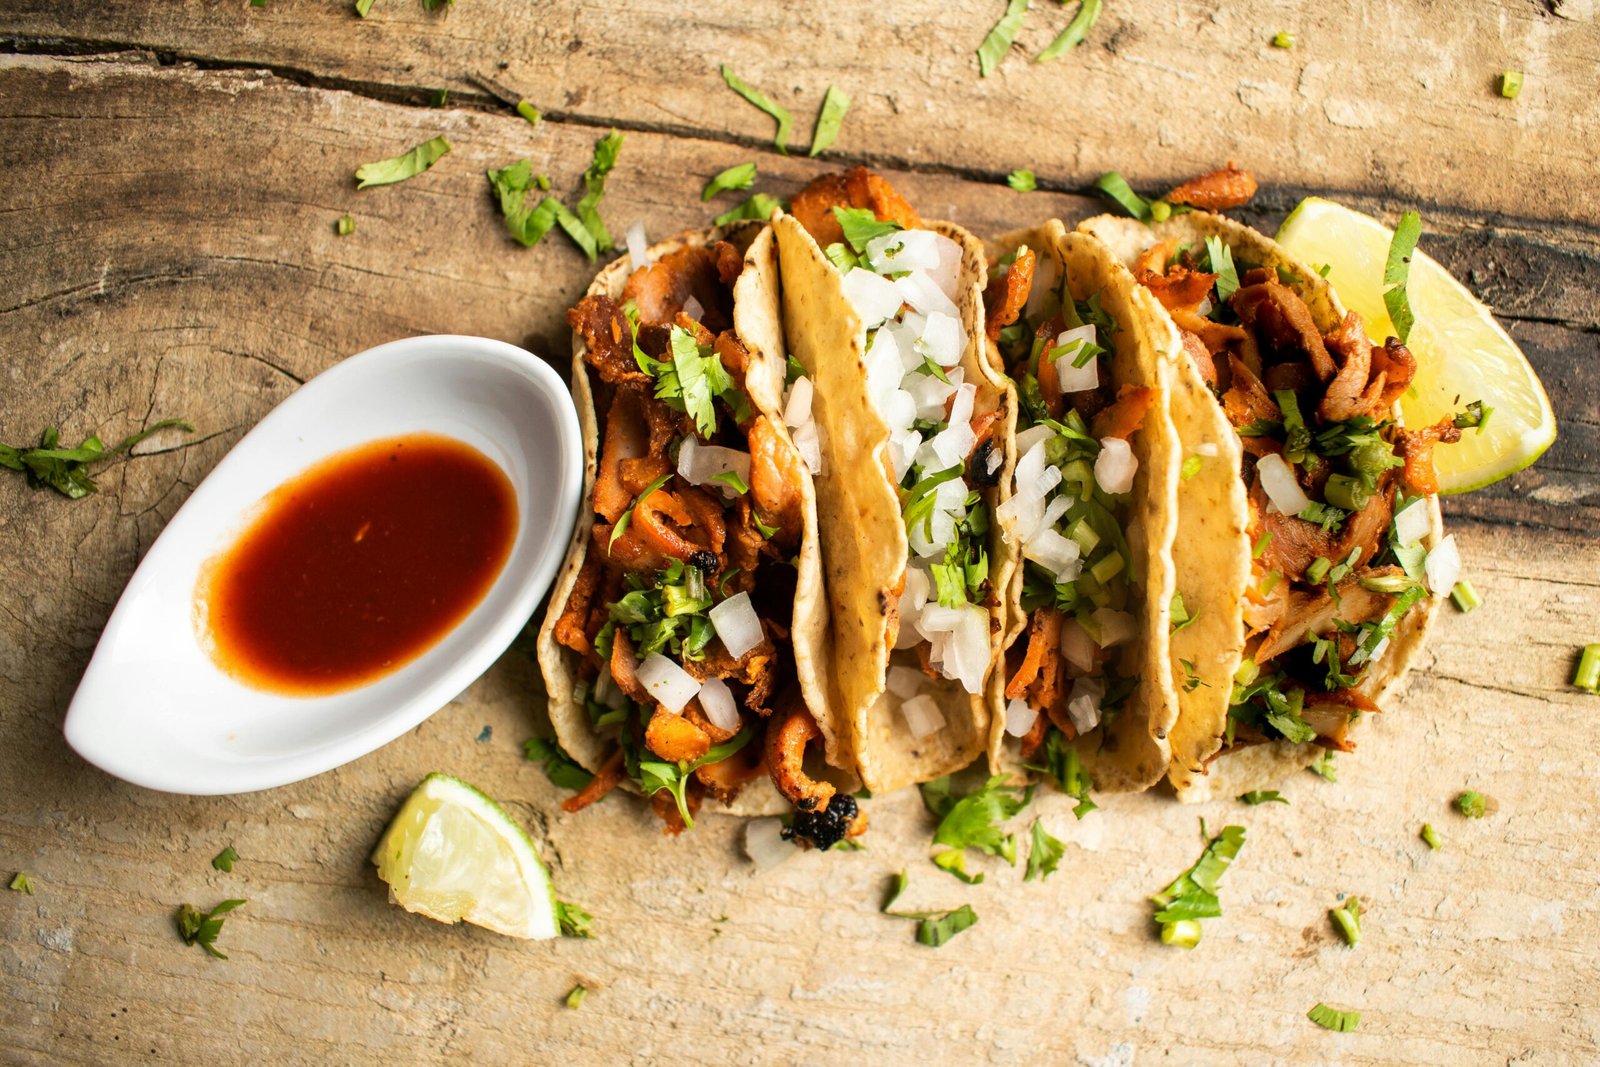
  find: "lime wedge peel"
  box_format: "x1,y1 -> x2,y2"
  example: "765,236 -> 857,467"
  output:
1275,197 -> 1557,494
372,772 -> 560,940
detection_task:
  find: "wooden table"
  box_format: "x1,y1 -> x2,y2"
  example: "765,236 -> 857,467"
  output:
3,3 -> 1597,1062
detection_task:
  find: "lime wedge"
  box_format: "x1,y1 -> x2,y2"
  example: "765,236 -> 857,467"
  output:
1275,197 -> 1556,493
372,772 -> 559,939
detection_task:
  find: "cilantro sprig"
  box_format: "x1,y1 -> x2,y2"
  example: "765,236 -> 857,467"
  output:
1,419 -> 193,499
633,725 -> 754,829
1152,825 -> 1245,948
720,66 -> 794,154
176,899 -> 245,960
881,869 -> 979,947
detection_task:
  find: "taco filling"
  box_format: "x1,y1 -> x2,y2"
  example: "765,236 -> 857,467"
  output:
791,169 -> 999,714
985,244 -> 1151,786
1131,233 -> 1462,758
554,237 -> 861,846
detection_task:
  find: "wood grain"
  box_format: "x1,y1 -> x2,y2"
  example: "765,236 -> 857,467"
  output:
1,18 -> 1598,1064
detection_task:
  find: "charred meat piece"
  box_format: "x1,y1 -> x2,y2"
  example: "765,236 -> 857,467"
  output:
784,793 -> 865,851
985,246 -> 1036,341
789,165 -> 924,248
1231,279 -> 1336,381
1165,164 -> 1259,211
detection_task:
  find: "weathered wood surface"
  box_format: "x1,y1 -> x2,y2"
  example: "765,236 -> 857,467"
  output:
1,3 -> 1598,1062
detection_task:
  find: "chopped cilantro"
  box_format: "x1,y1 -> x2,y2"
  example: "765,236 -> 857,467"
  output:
1093,171 -> 1151,220
931,775 -> 1032,861
1024,729 -> 1097,818
882,868 -> 910,912
524,736 -> 594,793
354,135 -> 451,189
1420,823 -> 1440,850
564,984 -> 587,1009
556,900 -> 595,938
1239,790 -> 1287,806
1023,819 -> 1065,882
633,727 -> 754,829
1307,1003 -> 1361,1033
720,66 -> 794,154
1170,592 -> 1197,633
1308,750 -> 1338,781
176,899 -> 245,960
575,131 -> 624,255
1271,30 -> 1296,48
608,472 -> 674,550
914,904 -> 978,947
485,161 -> 563,248
1007,169 -> 1037,192
832,206 -> 903,254
335,213 -> 355,236
702,162 -> 757,201
1499,70 -> 1524,99
1382,210 -> 1422,343
9,872 -> 34,895
1454,790 -> 1487,818
1205,236 -> 1240,303
932,850 -> 985,884
809,85 -> 851,157
714,192 -> 785,227
977,0 -> 1030,77
1330,896 -> 1361,947
0,419 -> 193,500
1152,825 -> 1245,948
1037,0 -> 1103,62
211,846 -> 239,873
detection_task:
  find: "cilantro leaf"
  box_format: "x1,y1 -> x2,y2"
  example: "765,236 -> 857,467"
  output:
1307,1003 -> 1361,1033
524,736 -> 595,793
663,325 -> 731,437
1238,790 -> 1287,806
720,66 -> 793,154
702,162 -> 757,201
932,850 -> 985,884
714,192 -> 785,227
808,85 -> 851,157
831,206 -> 902,254
9,872 -> 34,895
175,899 -> 245,960
1023,819 -> 1064,882
1093,171 -> 1151,221
1152,825 -> 1245,948
915,904 -> 978,947
932,775 -> 1033,860
1308,750 -> 1338,781
555,899 -> 595,938
1170,592 -> 1197,633
977,0 -> 1030,78
211,846 -> 239,873
575,131 -> 623,254
1024,731 -> 1097,818
1007,169 -> 1037,192
354,135 -> 451,189
1382,210 -> 1422,343
608,471 -> 674,551
882,868 -> 910,912
0,418 -> 193,500
1205,235 -> 1240,304
485,161 -> 563,247
1037,0 -> 1103,62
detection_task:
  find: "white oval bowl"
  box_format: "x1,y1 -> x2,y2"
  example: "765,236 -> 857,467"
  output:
63,335 -> 581,795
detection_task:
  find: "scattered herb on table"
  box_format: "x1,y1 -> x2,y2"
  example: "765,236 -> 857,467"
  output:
1451,580 -> 1481,613
211,846 -> 239,873
1381,210 -> 1422,343
336,213 -> 355,236
1023,819 -> 1064,882
809,85 -> 851,157
1272,31 -> 1296,48
923,774 -> 1034,864
932,849 -> 984,884
714,192 -> 785,227
1093,171 -> 1151,220
1152,825 -> 1245,949
1007,169 -> 1037,192
702,162 -> 758,201
720,66 -> 793,154
1573,644 -> 1600,694
1308,750 -> 1338,782
1330,896 -> 1361,947
978,0 -> 1031,77
1454,790 -> 1487,818
1037,0 -> 1103,63
1307,1002 -> 1361,1033
525,736 -> 595,792
555,900 -> 594,939
354,135 -> 451,189
516,100 -> 541,128
564,984 -> 587,1009
10,872 -> 34,895
1239,790 -> 1287,806
881,870 -> 978,947
176,899 -> 245,960
1420,823 -> 1441,850
1500,70 -> 1524,99
1,419 -> 193,500
575,131 -> 624,255
355,0 -> 375,17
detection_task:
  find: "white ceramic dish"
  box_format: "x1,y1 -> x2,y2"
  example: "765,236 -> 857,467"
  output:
63,335 -> 582,795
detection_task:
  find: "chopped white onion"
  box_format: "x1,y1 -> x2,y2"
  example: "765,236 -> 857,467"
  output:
895,270 -> 961,319
986,447 -> 1003,476
1256,453 -> 1311,516
1053,326 -> 1100,393
709,591 -> 764,660
625,221 -> 650,272
1369,636 -> 1392,663
928,233 -> 964,301
948,383 -> 976,429
903,564 -> 931,615
1025,255 -> 1060,319
842,267 -> 905,327
1013,424 -> 1054,459
905,372 -> 958,422
1038,493 -> 1072,536
1004,697 -> 1038,738
900,693 -> 946,740
1066,675 -> 1106,733
1091,607 -> 1137,648
888,429 -> 922,482
635,653 -> 700,714
865,327 -> 903,406
697,676 -> 741,734
783,375 -> 814,428
1424,534 -> 1461,595
1094,436 -> 1138,495
942,604 -> 991,695
744,817 -> 795,870
677,436 -> 752,495
915,311 -> 964,368
593,670 -> 625,709
792,418 -> 824,475
1059,618 -> 1098,673
682,294 -> 704,322
1394,497 -> 1431,546
1196,441 -> 1219,458
1014,440 -> 1050,488
887,664 -> 926,699
866,228 -> 941,275
881,389 -> 918,434
1024,527 -> 1083,582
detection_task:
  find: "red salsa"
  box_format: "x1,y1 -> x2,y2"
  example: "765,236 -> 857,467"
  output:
197,433 -> 517,696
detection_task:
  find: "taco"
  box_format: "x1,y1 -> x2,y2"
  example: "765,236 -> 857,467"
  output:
772,167 -> 1017,794
1081,190 -> 1458,800
536,219 -> 864,847
980,222 -> 1184,797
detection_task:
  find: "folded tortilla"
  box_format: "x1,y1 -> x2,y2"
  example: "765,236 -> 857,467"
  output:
1081,210 -> 1445,801
773,192 -> 1016,795
536,221 -> 848,818
983,223 -> 1183,793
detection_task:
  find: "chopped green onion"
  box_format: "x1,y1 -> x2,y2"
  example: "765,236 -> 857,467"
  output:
809,85 -> 851,157
1454,790 -> 1487,818
1180,455 -> 1203,480
1149,200 -> 1173,223
1007,169 -> 1037,192
355,0 -> 375,16
720,66 -> 793,154
9,872 -> 34,894
977,0 -> 1031,78
1160,918 -> 1201,948
516,99 -> 541,128
335,213 -> 355,236
1093,171 -> 1151,220
1306,556 -> 1332,584
354,135 -> 451,189
564,984 -> 587,1009
702,162 -> 758,201
1271,31 -> 1295,48
1574,644 -> 1600,693
1420,823 -> 1440,850
1307,1003 -> 1360,1033
1252,530 -> 1273,559
1450,580 -> 1481,613
1382,210 -> 1422,343
1500,70 -> 1524,99
1329,896 -> 1361,947
1037,0 -> 1102,63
